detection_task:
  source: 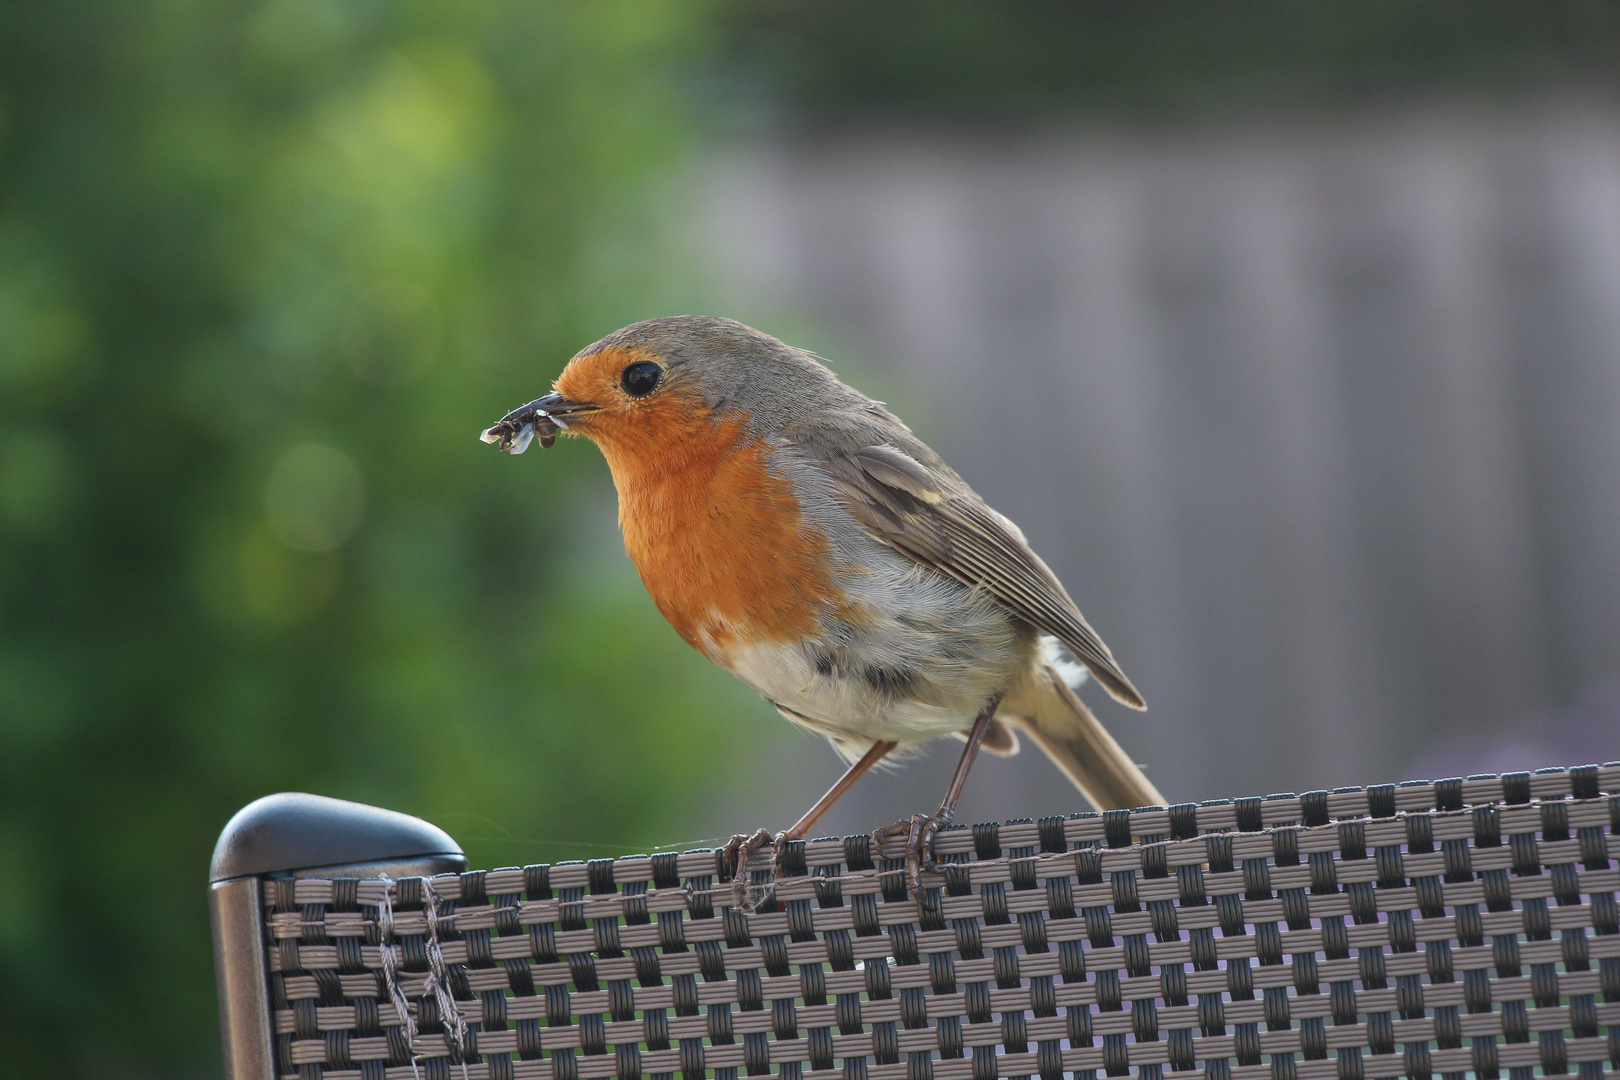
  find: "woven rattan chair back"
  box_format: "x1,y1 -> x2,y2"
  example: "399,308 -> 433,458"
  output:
232,766 -> 1620,1080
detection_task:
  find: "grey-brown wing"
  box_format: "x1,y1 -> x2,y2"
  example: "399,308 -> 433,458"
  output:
816,445 -> 1146,709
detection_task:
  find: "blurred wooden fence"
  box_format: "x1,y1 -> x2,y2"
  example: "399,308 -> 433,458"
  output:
699,98 -> 1620,821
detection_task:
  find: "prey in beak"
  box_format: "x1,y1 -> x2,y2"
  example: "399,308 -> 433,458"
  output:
480,393 -> 598,454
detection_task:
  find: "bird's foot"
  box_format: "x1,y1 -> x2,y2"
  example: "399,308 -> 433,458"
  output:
720,828 -> 781,911
873,810 -> 951,905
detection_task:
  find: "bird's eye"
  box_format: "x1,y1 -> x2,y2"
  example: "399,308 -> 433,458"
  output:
621,361 -> 663,397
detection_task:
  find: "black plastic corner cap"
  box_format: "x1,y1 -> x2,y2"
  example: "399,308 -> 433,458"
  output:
210,792 -> 465,883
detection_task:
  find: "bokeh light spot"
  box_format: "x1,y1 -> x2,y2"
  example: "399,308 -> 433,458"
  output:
264,443 -> 366,551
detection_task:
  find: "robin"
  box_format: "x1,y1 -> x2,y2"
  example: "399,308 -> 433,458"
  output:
482,316 -> 1163,903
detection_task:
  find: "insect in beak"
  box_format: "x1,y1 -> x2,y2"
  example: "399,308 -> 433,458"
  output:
479,393 -> 598,454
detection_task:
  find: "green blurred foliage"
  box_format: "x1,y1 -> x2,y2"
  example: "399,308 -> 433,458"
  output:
0,1 -> 772,1074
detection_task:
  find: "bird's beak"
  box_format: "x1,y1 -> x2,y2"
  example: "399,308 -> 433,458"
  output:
480,393 -> 601,454
518,392 -> 600,423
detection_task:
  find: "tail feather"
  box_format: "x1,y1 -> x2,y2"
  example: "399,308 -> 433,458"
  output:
1009,664 -> 1165,811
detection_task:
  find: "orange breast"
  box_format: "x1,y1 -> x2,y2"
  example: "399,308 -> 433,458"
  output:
593,406 -> 842,657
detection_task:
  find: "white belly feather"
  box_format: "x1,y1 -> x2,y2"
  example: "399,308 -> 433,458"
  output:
710,543 -> 1036,758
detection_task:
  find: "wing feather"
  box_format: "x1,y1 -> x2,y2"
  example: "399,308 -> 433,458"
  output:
816,445 -> 1146,709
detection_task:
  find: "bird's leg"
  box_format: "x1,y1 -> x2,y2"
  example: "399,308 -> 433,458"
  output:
780,740 -> 898,845
873,696 -> 1002,904
721,739 -> 898,912
721,828 -> 775,911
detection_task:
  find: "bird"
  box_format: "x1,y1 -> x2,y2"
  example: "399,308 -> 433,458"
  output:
481,315 -> 1164,904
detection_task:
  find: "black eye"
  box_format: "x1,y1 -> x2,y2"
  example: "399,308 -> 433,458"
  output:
621,361 -> 663,397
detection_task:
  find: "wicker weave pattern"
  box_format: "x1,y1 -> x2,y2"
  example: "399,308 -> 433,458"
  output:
265,766 -> 1620,1080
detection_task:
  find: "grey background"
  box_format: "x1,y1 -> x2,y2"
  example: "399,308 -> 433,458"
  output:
684,97 -> 1620,840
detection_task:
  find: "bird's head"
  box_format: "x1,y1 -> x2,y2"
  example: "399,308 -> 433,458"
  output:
483,316 -> 861,464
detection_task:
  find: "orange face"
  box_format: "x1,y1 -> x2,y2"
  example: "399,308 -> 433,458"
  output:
549,344 -> 846,656
550,346 -> 699,459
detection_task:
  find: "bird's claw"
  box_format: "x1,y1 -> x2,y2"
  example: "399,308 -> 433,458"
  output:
720,828 -> 782,912
873,810 -> 951,905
